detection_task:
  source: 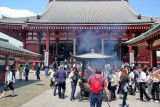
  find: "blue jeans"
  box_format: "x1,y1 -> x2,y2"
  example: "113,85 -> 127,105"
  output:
134,81 -> 138,92
122,92 -> 127,106
54,84 -> 58,95
71,81 -> 77,100
58,82 -> 66,97
90,91 -> 103,107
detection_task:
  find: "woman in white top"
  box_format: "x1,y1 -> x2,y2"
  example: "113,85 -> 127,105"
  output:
50,68 -> 55,89
0,66 -> 17,99
146,68 -> 154,98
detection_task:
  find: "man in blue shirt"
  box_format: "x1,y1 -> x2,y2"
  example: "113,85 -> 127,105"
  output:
57,65 -> 66,99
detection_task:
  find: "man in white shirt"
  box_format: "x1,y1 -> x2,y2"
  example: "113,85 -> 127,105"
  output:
110,70 -> 117,101
137,67 -> 151,101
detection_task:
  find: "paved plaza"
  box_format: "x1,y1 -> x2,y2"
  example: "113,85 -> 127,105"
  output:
0,71 -> 159,107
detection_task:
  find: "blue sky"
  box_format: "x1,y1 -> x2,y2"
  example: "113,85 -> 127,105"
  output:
0,0 -> 160,16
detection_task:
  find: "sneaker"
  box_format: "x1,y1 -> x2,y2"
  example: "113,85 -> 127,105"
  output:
155,100 -> 159,103
12,93 -> 17,97
53,93 -> 56,96
59,96 -> 61,99
62,96 -> 65,99
0,95 -> 4,99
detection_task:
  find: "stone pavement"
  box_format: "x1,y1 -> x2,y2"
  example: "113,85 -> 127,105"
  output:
0,71 -> 160,107
0,70 -> 50,107
20,79 -> 160,107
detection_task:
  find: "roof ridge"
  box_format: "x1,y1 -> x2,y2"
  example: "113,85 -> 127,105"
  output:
122,0 -> 138,17
40,0 -> 56,18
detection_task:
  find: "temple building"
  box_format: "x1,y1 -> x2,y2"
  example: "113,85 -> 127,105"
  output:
0,0 -> 160,67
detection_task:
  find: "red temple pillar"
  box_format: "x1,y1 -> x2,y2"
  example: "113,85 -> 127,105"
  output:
73,38 -> 77,55
22,32 -> 27,49
56,39 -> 59,56
101,38 -> 104,55
5,54 -> 9,66
38,32 -> 42,54
46,33 -> 50,51
150,49 -> 157,67
119,43 -> 122,60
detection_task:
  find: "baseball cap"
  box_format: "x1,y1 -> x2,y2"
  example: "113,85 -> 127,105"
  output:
152,67 -> 157,70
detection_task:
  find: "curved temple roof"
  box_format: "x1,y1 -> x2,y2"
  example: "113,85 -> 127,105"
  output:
0,0 -> 159,25
125,24 -> 160,46
0,40 -> 41,57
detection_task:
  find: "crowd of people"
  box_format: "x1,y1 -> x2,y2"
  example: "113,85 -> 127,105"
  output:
47,62 -> 160,107
0,61 -> 160,107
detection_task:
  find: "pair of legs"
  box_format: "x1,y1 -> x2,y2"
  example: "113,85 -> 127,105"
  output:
25,76 -> 28,81
147,84 -> 152,98
1,82 -> 16,98
90,91 -> 103,107
37,74 -> 40,80
70,81 -> 77,100
58,82 -> 66,98
139,83 -> 150,101
151,82 -> 159,101
110,85 -> 116,101
19,72 -> 22,80
122,91 -> 128,107
134,81 -> 138,92
54,84 -> 58,96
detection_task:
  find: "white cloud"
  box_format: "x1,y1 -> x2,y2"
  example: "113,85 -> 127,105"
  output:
0,7 -> 35,47
0,7 -> 35,18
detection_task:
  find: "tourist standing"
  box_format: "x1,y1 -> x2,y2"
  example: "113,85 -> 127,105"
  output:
87,67 -> 109,107
117,69 -> 123,98
36,65 -> 40,80
151,67 -> 159,103
146,68 -> 153,98
19,64 -> 23,80
45,67 -> 49,77
24,65 -> 29,81
128,68 -> 135,95
53,69 -> 58,96
137,66 -> 151,101
120,69 -> 130,107
50,68 -> 55,89
0,66 -> 17,99
153,69 -> 160,80
57,65 -> 66,99
69,67 -> 78,101
133,67 -> 139,92
54,62 -> 57,69
110,69 -> 117,101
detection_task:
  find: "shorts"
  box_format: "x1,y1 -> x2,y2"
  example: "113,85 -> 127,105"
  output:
4,82 -> 14,91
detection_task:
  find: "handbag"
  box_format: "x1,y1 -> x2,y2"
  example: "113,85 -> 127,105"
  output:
23,72 -> 26,76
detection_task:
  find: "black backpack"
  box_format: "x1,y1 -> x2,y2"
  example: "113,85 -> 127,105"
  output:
72,72 -> 78,82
